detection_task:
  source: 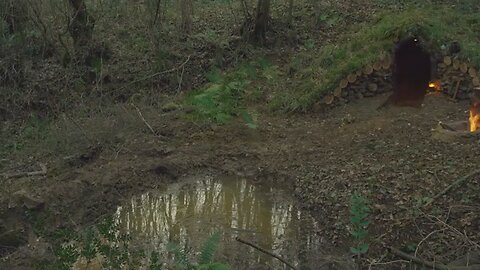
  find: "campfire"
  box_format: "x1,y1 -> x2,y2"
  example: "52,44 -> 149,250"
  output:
433,89 -> 480,141
469,101 -> 479,132
428,80 -> 441,92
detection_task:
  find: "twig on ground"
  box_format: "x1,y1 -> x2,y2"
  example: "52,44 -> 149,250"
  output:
390,246 -> 449,270
390,246 -> 480,270
426,213 -> 480,250
63,114 -> 91,143
131,104 -> 163,139
423,169 -> 480,208
117,55 -> 191,92
1,163 -> 47,179
235,237 -> 297,270
177,63 -> 186,94
415,229 -> 446,257
368,259 -> 409,269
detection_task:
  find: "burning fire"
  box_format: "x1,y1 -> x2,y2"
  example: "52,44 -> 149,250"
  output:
469,103 -> 479,132
428,80 -> 441,91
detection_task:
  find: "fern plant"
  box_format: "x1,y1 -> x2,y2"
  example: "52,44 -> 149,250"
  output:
185,58 -> 279,129
349,193 -> 370,255
168,232 -> 230,270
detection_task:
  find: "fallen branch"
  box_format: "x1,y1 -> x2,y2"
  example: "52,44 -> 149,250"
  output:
117,55 -> 191,92
131,104 -> 163,139
423,169 -> 480,208
1,163 -> 47,179
235,237 -> 297,270
438,122 -> 457,132
414,229 -> 446,257
426,213 -> 480,250
389,247 -> 480,270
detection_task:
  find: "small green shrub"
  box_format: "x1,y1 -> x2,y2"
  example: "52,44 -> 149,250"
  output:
40,217 -> 230,270
350,193 -> 370,255
184,62 -> 260,128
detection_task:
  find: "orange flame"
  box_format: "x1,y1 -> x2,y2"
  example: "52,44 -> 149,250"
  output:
428,80 -> 441,91
470,103 -> 480,132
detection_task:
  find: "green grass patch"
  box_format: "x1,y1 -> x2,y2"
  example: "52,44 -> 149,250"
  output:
272,5 -> 480,112
184,58 -> 281,128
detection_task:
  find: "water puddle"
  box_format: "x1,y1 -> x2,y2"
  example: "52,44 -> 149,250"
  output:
114,175 -> 329,269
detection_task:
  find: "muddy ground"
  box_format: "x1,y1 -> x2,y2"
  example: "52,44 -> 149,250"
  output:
1,92 -> 479,269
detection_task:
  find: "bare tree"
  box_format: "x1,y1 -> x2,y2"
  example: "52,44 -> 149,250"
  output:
3,0 -> 28,34
178,0 -> 193,34
240,0 -> 251,19
152,0 -> 162,26
68,0 -> 95,60
288,0 -> 293,26
252,0 -> 271,44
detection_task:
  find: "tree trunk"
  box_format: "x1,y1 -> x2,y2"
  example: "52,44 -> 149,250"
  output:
68,0 -> 95,59
152,0 -> 162,25
179,0 -> 193,34
252,0 -> 270,44
3,0 -> 28,34
313,0 -> 322,26
287,0 -> 293,26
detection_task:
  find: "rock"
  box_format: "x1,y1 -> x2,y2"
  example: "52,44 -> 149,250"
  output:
10,190 -> 45,210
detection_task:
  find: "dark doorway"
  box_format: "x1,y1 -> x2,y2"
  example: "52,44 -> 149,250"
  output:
383,37 -> 432,108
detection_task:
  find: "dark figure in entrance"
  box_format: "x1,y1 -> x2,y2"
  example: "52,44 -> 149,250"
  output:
379,37 -> 432,109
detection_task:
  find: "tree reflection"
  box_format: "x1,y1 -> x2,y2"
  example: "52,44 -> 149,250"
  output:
115,176 -> 320,269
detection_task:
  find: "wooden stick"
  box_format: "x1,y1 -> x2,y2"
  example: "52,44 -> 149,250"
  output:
390,247 -> 456,270
473,77 -> 480,87
235,237 -> 297,270
438,122 -> 457,131
323,95 -> 334,105
391,246 -> 480,270
381,61 -> 390,70
452,79 -> 462,99
468,67 -> 477,78
423,169 -> 480,208
118,55 -> 191,92
364,64 -> 373,75
333,87 -> 342,97
347,73 -> 357,83
131,104 -> 163,139
1,163 -> 47,179
340,78 -> 349,89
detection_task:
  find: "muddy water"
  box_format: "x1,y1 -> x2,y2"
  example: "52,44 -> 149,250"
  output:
114,175 -> 326,269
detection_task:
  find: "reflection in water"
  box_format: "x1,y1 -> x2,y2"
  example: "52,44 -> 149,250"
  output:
115,176 -> 322,269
